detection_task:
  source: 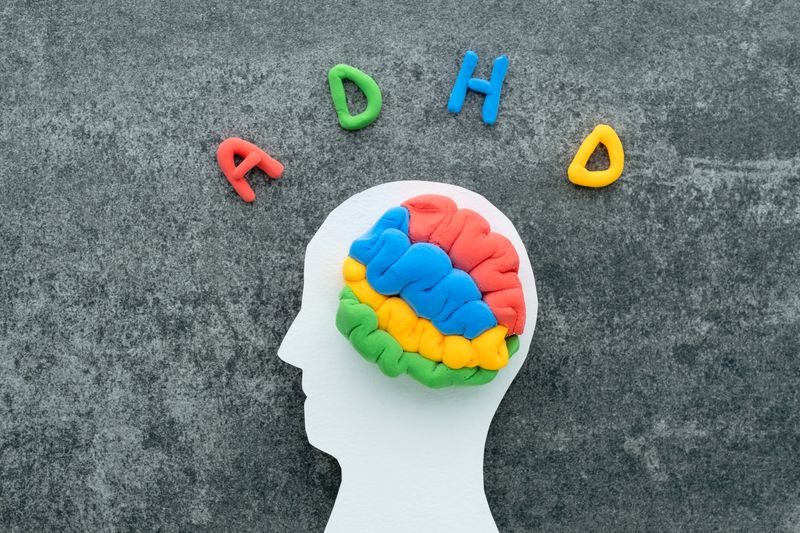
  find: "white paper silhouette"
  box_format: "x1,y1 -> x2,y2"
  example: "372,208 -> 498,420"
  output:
278,181 -> 538,533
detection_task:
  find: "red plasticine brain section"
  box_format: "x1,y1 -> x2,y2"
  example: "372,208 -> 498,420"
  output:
402,194 -> 526,335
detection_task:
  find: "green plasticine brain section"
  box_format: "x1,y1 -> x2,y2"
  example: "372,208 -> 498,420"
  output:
336,287 -> 519,389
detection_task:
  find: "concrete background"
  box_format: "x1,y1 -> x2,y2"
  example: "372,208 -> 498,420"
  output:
2,0 -> 800,531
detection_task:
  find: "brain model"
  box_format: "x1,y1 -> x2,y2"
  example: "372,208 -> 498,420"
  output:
335,194 -> 526,388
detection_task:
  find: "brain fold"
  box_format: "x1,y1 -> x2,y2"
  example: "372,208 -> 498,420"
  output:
337,195 -> 526,387
402,195 -> 526,334
337,287 -> 516,388
349,209 -> 497,339
343,257 -> 509,370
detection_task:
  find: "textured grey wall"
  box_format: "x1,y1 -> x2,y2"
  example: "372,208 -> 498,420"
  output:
2,1 -> 800,531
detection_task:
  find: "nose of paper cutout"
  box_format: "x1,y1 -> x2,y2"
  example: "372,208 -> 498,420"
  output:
336,195 -> 526,388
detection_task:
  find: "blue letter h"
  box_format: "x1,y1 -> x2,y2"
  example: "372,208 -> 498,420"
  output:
447,51 -> 509,126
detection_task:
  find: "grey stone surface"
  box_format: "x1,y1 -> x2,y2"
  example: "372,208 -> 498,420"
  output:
1,0 -> 800,531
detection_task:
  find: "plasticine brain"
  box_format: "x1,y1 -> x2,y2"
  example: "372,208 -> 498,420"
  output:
335,194 -> 526,388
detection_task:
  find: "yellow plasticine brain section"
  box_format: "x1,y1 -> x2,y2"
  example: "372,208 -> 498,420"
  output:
342,257 -> 510,371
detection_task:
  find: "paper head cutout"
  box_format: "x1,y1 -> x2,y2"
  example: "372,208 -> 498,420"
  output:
337,194 -> 526,388
278,182 -> 537,532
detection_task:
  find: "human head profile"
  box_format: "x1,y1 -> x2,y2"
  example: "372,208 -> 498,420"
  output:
278,181 -> 537,533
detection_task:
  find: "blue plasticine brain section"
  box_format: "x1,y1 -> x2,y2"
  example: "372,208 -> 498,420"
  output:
348,207 -> 497,339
